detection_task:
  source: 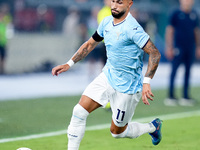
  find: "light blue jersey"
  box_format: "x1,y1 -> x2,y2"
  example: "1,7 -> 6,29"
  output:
97,13 -> 149,94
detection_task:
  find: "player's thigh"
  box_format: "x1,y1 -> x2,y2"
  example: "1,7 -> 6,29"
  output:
110,92 -> 142,127
82,72 -> 110,112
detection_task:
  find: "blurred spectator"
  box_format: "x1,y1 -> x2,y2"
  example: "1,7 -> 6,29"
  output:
15,0 -> 25,12
86,6 -> 102,80
0,3 -> 12,74
14,8 -> 38,31
164,0 -> 200,106
62,7 -> 80,36
62,7 -> 81,50
87,6 -> 100,38
14,1 -> 55,32
36,4 -> 55,32
146,19 -> 157,43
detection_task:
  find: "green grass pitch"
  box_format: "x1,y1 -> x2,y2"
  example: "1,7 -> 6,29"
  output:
1,116 -> 200,150
0,86 -> 200,150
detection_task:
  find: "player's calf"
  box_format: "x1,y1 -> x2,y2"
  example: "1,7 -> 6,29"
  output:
67,104 -> 89,150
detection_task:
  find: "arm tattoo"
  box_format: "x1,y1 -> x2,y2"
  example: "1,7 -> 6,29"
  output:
73,47 -> 89,63
71,38 -> 99,64
144,40 -> 161,78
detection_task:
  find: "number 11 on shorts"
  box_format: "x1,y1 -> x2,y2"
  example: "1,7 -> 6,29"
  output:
116,109 -> 125,121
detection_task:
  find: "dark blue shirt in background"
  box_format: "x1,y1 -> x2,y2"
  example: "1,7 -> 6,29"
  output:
169,9 -> 199,51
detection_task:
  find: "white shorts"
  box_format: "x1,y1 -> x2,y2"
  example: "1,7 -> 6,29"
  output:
82,72 -> 142,127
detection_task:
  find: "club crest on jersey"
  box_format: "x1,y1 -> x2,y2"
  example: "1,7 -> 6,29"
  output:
116,31 -> 122,40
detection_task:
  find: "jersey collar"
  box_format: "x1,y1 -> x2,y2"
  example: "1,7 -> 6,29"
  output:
113,12 -> 130,26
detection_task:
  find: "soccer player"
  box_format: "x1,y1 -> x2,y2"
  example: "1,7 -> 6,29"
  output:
52,0 -> 162,149
165,0 -> 200,106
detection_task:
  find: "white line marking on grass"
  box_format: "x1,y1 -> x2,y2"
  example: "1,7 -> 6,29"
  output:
0,130 -> 67,144
0,110 -> 200,143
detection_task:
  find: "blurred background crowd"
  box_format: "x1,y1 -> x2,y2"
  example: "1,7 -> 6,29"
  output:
0,0 -> 200,75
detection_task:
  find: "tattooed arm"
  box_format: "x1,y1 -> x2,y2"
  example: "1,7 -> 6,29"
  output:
52,37 -> 99,76
141,39 -> 161,105
72,38 -> 99,63
143,39 -> 161,79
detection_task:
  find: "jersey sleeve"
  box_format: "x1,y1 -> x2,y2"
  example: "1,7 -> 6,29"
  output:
128,25 -> 150,49
97,17 -> 105,38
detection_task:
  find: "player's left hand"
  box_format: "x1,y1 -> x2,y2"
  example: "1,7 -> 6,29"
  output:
142,84 -> 154,105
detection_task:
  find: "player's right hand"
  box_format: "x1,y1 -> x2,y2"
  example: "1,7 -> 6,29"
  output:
52,64 -> 70,76
165,47 -> 174,60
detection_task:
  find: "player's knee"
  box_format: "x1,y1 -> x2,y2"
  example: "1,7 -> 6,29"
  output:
73,104 -> 89,117
71,104 -> 89,125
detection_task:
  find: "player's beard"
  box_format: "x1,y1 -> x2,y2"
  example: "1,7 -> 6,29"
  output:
111,9 -> 126,19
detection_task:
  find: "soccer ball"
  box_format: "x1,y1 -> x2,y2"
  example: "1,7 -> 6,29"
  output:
17,148 -> 32,150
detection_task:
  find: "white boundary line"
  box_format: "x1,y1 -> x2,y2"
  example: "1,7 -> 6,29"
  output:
0,110 -> 200,144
